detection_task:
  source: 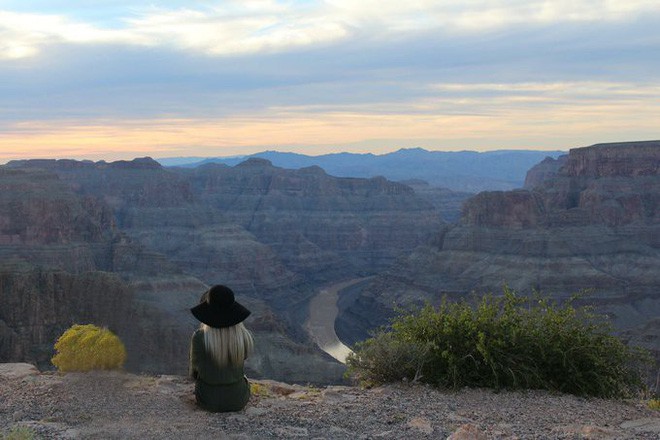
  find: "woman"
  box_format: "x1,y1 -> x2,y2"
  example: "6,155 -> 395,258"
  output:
189,284 -> 254,412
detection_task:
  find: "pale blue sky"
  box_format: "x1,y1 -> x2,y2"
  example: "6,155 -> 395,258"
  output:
1,1 -> 659,161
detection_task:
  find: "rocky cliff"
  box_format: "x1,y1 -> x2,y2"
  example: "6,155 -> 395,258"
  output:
0,168 -> 112,249
0,271 -> 135,367
338,141 -> 660,362
182,159 -> 443,282
563,142 -> 659,178
400,180 -> 474,223
0,162 -> 347,382
0,165 -> 196,373
2,157 -> 440,383
524,155 -> 568,189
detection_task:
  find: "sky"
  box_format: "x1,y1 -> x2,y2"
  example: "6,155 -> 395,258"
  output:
1,0 -> 659,162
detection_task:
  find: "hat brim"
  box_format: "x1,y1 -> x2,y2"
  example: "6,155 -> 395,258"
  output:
191,300 -> 251,328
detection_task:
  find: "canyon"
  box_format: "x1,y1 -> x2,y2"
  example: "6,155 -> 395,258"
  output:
337,141 -> 660,363
0,157 -> 443,383
2,141 -> 658,384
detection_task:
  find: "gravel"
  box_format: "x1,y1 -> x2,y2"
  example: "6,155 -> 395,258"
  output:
1,366 -> 659,439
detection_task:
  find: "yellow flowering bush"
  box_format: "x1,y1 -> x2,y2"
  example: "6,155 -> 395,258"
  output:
52,324 -> 127,372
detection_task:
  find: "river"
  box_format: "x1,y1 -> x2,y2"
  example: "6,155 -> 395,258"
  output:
304,278 -> 370,364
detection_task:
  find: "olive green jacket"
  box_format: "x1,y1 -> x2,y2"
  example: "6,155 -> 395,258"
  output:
189,329 -> 250,412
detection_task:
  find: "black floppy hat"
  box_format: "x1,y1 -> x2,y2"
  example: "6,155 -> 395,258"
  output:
191,285 -> 251,328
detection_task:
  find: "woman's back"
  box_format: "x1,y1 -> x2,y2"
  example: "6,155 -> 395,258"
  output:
189,285 -> 253,412
189,328 -> 250,412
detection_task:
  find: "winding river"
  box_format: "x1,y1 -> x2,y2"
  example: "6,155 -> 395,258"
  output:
304,278 -> 370,364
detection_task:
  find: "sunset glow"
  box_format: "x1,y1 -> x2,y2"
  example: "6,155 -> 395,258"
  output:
1,1 -> 659,162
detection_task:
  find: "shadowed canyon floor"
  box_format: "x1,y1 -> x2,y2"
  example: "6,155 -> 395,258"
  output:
1,364 -> 660,439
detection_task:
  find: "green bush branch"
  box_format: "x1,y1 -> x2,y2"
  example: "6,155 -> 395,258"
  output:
346,287 -> 653,398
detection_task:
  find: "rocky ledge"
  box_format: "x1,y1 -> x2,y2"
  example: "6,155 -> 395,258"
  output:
1,364 -> 659,439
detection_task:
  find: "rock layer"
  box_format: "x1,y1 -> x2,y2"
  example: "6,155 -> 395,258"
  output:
2,157 -> 441,383
339,141 -> 660,361
0,163 -> 344,381
185,159 -> 443,281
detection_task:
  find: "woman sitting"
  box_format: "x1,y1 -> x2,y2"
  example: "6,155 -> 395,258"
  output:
189,284 -> 254,412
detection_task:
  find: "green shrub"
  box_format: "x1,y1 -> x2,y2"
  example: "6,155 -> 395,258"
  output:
343,332 -> 432,387
52,324 -> 127,372
347,287 -> 652,398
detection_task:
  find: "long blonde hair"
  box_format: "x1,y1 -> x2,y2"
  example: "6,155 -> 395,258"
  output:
202,322 -> 254,367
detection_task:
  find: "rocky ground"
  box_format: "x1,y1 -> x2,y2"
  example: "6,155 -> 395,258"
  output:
1,364 -> 659,439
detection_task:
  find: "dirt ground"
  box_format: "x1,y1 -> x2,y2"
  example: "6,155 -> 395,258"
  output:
1,364 -> 660,439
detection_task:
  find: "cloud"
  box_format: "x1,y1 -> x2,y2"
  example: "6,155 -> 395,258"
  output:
2,1 -> 660,60
0,2 -> 353,60
124,2 -> 352,56
0,1 -> 659,161
0,10 -> 145,60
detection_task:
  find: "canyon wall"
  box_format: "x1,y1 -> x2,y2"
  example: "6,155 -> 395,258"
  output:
0,166 -> 197,374
1,157 -> 440,383
0,270 -> 135,367
183,159 -> 443,282
338,141 -> 660,362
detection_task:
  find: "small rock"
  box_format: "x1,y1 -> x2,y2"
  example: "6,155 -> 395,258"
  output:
12,410 -> 25,421
408,416 -> 433,434
620,417 -> 660,433
244,406 -> 267,416
322,388 -> 357,403
579,425 -> 620,439
447,423 -> 487,440
0,363 -> 39,380
288,391 -> 313,400
62,428 -> 81,439
323,385 -> 353,394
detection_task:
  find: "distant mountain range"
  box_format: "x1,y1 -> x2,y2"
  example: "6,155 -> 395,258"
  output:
157,148 -> 565,192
